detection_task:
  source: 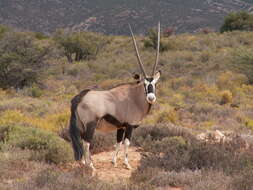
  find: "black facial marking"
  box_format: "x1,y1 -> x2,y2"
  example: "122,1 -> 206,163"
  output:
147,84 -> 154,93
146,78 -> 153,82
144,78 -> 155,95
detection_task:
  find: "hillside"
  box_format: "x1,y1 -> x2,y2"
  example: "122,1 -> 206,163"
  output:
0,0 -> 253,34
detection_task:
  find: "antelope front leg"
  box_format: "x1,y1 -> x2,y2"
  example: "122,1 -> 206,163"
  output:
124,138 -> 131,169
112,128 -> 124,167
123,126 -> 133,170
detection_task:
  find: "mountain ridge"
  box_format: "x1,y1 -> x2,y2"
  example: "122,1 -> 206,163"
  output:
0,0 -> 252,35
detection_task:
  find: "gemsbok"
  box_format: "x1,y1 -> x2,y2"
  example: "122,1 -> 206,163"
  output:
69,23 -> 161,171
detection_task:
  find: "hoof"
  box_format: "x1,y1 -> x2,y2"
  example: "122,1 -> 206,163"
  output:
126,165 -> 132,170
91,168 -> 97,177
124,163 -> 132,170
79,160 -> 86,167
111,160 -> 117,167
90,164 -> 96,171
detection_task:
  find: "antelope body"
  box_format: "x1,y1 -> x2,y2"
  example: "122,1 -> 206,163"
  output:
69,23 -> 161,171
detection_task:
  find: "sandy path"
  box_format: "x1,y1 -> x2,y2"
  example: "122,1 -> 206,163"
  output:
92,146 -> 142,183
86,147 -> 182,190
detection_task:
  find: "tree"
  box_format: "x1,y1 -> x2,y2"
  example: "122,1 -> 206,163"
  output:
0,25 -> 9,39
0,32 -> 52,89
144,28 -> 168,52
220,11 -> 253,33
54,30 -> 109,63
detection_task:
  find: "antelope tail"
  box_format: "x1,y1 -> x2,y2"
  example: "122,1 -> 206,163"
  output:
69,109 -> 83,161
69,107 -> 83,161
69,89 -> 90,161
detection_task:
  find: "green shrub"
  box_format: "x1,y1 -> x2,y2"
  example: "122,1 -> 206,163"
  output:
34,32 -> 48,40
0,25 -> 9,39
132,124 -> 196,151
54,29 -> 110,63
143,28 -> 168,52
0,125 -> 73,164
134,124 -> 253,175
24,85 -> 43,98
0,31 -> 52,89
220,11 -> 253,33
149,136 -> 187,154
235,48 -> 253,65
232,48 -> 253,81
30,86 -> 43,98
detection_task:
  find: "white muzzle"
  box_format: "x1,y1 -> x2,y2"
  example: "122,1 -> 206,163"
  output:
146,93 -> 156,104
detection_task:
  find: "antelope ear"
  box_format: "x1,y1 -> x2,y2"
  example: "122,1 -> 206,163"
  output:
153,70 -> 161,83
133,73 -> 141,81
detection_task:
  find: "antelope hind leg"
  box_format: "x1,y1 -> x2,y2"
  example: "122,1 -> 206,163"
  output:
83,121 -> 97,171
123,126 -> 133,170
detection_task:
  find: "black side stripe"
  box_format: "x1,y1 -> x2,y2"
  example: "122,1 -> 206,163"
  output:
102,114 -> 123,128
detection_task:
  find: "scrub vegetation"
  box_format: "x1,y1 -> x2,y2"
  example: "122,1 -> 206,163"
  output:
1,23 -> 253,189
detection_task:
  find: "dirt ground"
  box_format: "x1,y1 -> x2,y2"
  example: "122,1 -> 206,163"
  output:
84,146 -> 182,190
91,146 -> 142,183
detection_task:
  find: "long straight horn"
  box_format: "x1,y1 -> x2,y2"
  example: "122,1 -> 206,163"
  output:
152,22 -> 160,76
129,24 -> 147,78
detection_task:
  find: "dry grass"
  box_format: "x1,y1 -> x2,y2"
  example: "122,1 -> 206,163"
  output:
1,29 -> 253,189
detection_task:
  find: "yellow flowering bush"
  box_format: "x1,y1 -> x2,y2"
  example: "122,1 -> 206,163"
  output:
0,109 -> 70,132
220,90 -> 233,105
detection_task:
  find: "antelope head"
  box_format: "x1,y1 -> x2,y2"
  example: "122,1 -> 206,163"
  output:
129,23 -> 161,104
